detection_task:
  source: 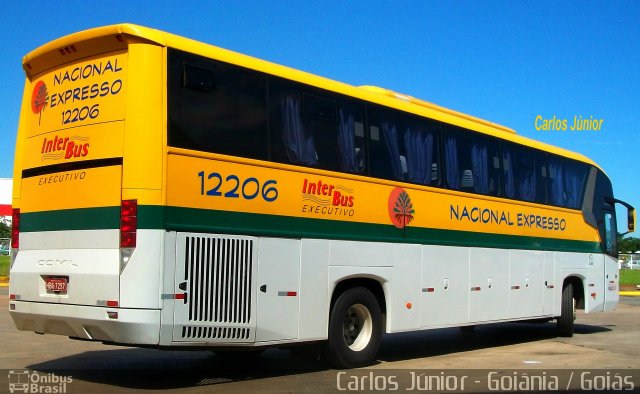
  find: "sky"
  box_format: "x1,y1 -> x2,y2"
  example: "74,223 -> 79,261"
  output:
0,1 -> 638,233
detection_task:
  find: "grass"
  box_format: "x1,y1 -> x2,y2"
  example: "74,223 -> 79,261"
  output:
620,269 -> 640,286
0,255 -> 9,277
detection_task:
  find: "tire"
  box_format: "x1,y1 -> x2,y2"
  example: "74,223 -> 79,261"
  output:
459,325 -> 476,333
557,282 -> 575,337
323,287 -> 383,368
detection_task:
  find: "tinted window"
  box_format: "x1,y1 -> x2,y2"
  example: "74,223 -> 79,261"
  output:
604,211 -> 616,256
168,49 -> 268,160
368,106 -> 441,185
444,127 -> 501,196
502,144 -> 548,204
548,156 -> 589,209
269,79 -> 365,173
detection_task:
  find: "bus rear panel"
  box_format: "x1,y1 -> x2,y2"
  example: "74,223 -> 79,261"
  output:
10,27 -> 164,345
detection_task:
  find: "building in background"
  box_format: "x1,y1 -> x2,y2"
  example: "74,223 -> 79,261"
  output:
0,178 -> 11,222
0,178 -> 10,253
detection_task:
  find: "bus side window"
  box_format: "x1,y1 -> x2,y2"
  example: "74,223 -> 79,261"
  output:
269,80 -> 365,174
168,49 -> 268,161
443,127 -> 500,196
368,106 -> 440,186
183,64 -> 215,92
548,157 -> 589,209
502,143 -> 548,204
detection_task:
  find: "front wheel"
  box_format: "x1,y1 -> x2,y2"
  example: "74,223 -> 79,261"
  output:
557,282 -> 576,337
323,287 -> 382,368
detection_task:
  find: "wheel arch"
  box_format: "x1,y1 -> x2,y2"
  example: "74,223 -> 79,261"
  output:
329,276 -> 387,329
563,275 -> 585,310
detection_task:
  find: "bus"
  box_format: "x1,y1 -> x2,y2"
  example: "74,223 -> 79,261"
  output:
9,24 -> 635,368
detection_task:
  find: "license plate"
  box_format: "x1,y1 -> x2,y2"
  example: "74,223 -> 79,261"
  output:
45,277 -> 68,293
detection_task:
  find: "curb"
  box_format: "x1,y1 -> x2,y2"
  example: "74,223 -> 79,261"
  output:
620,291 -> 640,297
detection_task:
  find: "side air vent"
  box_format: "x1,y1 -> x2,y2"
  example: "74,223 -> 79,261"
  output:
173,234 -> 256,343
185,236 -> 253,324
181,326 -> 251,340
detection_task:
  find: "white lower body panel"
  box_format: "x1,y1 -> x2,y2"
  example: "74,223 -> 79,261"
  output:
10,301 -> 160,345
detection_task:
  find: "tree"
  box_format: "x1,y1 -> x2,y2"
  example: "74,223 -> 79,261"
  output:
0,218 -> 10,239
618,236 -> 640,253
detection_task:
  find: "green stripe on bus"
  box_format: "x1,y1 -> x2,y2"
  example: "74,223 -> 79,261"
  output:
160,206 -> 601,253
20,205 -> 601,253
20,207 -> 120,232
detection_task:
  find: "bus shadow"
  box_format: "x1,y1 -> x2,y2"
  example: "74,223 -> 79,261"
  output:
26,322 -> 611,390
377,321 -> 611,363
26,348 -> 328,389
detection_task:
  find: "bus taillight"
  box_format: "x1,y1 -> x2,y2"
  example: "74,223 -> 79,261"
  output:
120,200 -> 137,248
11,208 -> 20,249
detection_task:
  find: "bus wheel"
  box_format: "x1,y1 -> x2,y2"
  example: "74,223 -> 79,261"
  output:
557,282 -> 575,337
323,287 -> 382,368
459,325 -> 476,333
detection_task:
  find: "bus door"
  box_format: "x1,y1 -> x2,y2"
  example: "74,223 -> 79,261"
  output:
601,205 -> 619,311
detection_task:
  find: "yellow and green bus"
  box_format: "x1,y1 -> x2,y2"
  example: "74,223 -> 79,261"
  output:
9,24 -> 634,368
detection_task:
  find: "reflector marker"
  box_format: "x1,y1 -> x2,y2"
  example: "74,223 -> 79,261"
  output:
591,292 -> 597,299
278,291 -> 297,297
471,286 -> 481,291
588,283 -> 595,287
511,285 -> 520,290
161,293 -> 187,300
97,300 -> 119,307
9,294 -> 20,300
11,208 -> 20,249
120,199 -> 137,248
422,287 -> 435,293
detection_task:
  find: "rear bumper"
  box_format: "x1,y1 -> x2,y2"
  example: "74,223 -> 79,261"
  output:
9,301 -> 160,345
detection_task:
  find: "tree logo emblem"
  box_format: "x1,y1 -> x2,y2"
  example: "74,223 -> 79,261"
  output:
388,187 -> 415,229
31,80 -> 49,125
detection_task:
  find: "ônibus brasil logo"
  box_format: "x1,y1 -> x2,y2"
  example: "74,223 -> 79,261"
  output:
388,187 -> 415,229
31,80 -> 49,125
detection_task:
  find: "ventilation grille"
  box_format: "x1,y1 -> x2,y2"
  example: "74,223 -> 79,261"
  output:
184,236 -> 254,324
181,325 -> 251,340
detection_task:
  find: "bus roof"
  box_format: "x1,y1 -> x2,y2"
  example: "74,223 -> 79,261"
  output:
23,23 -> 601,171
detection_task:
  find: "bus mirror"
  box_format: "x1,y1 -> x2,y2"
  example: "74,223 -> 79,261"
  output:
607,197 -> 636,233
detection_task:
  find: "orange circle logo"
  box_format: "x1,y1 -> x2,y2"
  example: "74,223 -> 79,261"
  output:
31,81 -> 48,114
388,187 -> 415,229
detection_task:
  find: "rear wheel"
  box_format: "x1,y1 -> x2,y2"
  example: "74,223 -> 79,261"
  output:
323,287 -> 382,368
557,282 -> 576,337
